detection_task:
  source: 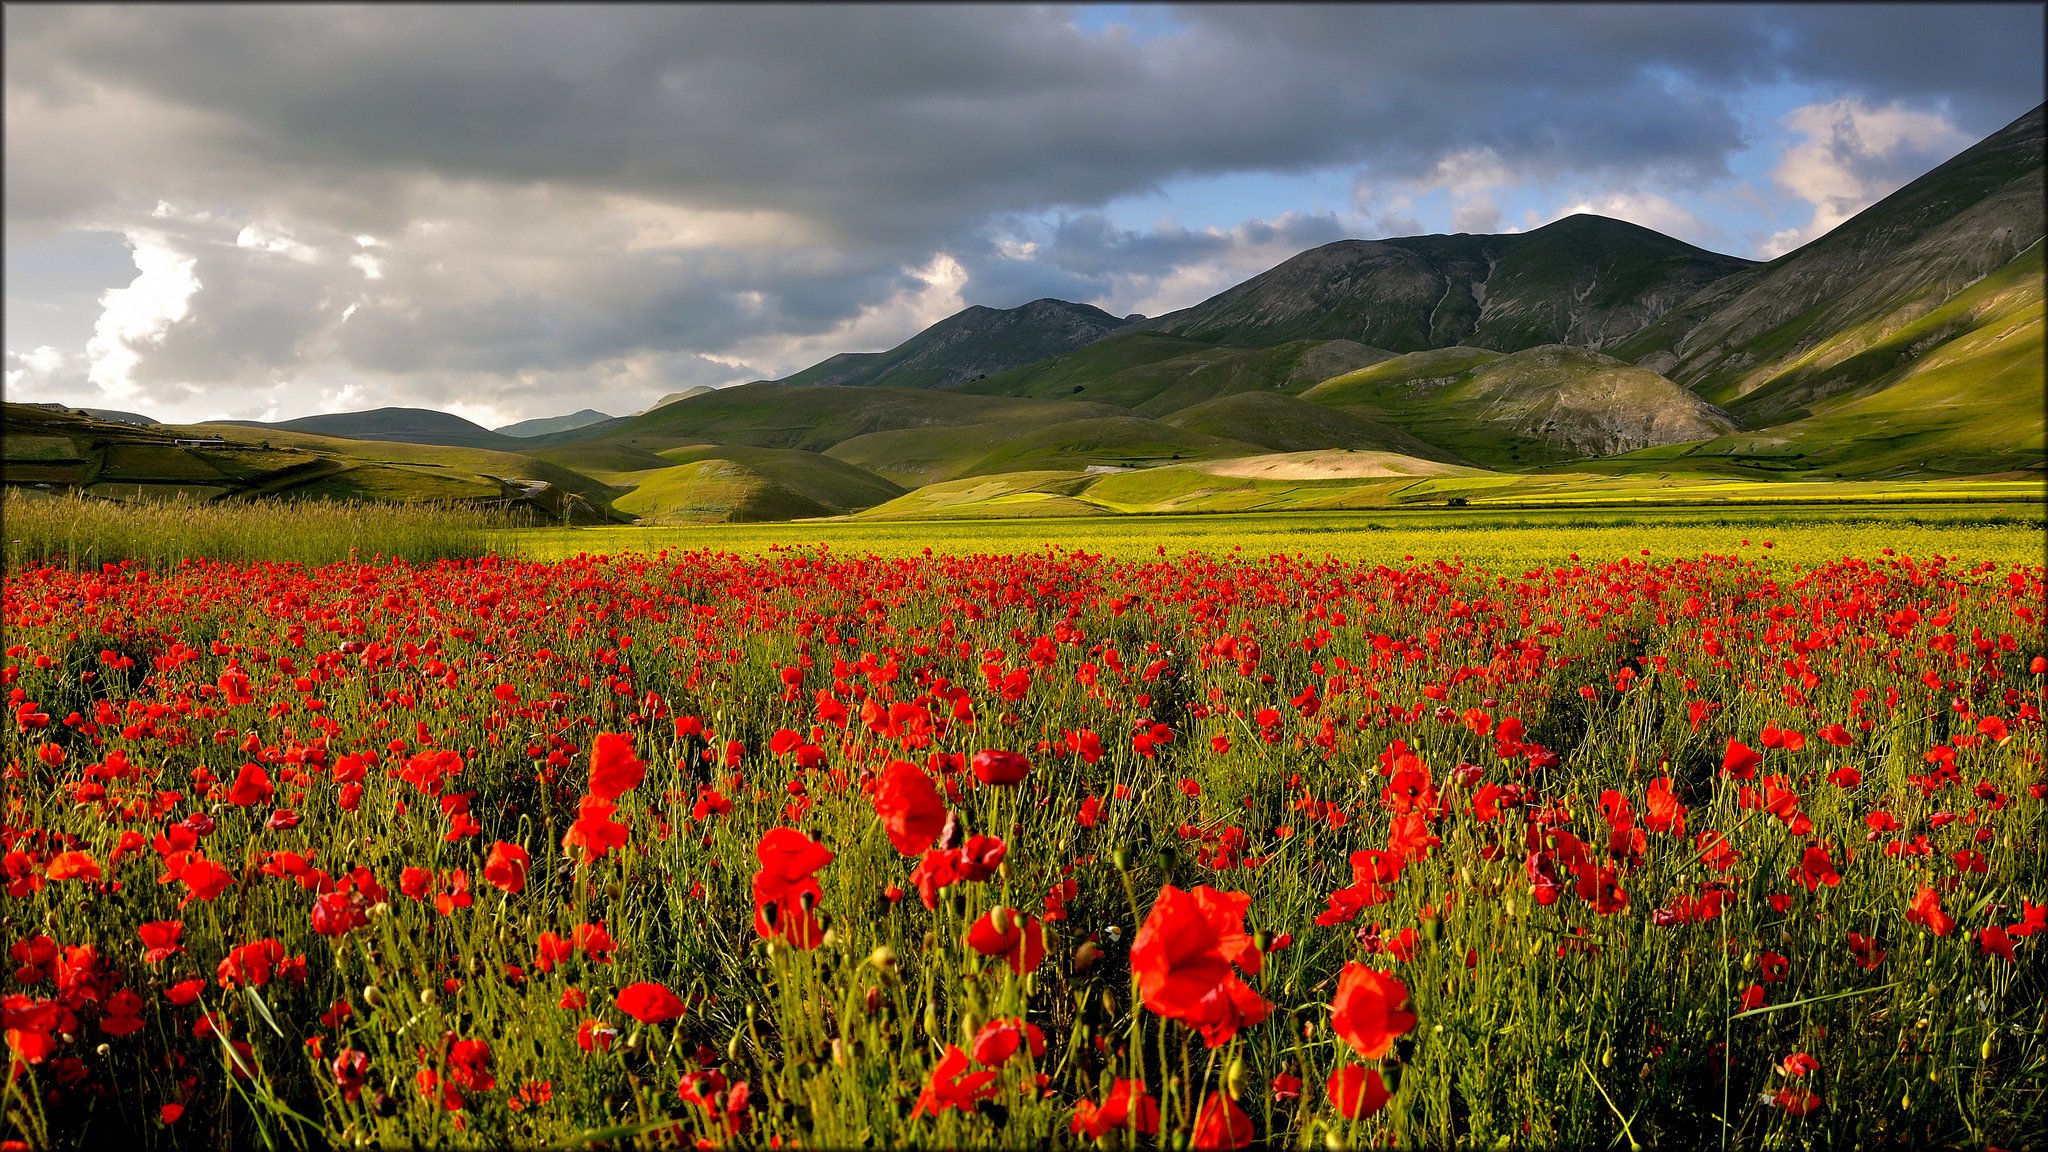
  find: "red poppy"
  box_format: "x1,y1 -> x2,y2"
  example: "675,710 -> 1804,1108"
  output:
176,856 -> 234,905
971,749 -> 1031,786
616,982 -> 687,1024
968,1016 -> 1045,1066
966,907 -> 1047,974
225,762 -> 274,807
139,920 -> 185,964
1130,885 -> 1268,1047
909,1044 -> 999,1118
1330,961 -> 1416,1059
1906,886 -> 1955,937
1847,932 -> 1886,970
1789,844 -> 1841,892
563,794 -> 630,861
588,732 -> 647,801
1191,1091 -> 1255,1150
1978,925 -> 2016,961
1327,1065 -> 1391,1120
483,841 -> 530,895
753,827 -> 834,949
447,1037 -> 495,1092
1721,739 -> 1762,781
1070,1080 -> 1160,1139
1773,1086 -> 1821,1117
44,851 -> 100,883
875,760 -> 948,855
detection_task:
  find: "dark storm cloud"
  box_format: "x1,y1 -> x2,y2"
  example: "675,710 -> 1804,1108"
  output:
15,5 -> 2039,239
4,4 -> 2039,421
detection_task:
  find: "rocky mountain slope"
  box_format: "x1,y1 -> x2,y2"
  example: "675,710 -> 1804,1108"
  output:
1614,103 -> 2044,422
772,298 -> 1139,390
1139,214 -> 1755,352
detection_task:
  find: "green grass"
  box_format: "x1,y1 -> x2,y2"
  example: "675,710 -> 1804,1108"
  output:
3,487 -> 498,568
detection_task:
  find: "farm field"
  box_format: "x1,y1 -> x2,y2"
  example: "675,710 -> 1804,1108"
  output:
505,502 -> 2048,570
3,504 -> 2044,1149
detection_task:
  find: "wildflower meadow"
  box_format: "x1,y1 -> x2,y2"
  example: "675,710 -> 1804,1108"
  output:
3,538 -> 2043,1148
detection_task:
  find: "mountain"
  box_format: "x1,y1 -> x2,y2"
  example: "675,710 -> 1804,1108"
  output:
496,409 -> 612,438
218,407 -> 521,450
1140,214 -> 1755,352
1613,103 -> 2044,424
78,408 -> 159,427
1304,345 -> 1737,468
637,387 -> 714,414
772,298 -> 1139,389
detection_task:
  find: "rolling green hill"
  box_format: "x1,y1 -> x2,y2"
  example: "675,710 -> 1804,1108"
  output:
0,403 -> 621,522
496,409 -> 613,438
608,445 -> 904,524
219,406 -> 523,450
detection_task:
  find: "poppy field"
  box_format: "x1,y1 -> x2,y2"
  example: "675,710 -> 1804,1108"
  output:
3,537 -> 2045,1149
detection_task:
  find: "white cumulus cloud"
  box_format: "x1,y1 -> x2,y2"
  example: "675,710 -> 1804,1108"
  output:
84,231 -> 201,401
1760,97 -> 1973,258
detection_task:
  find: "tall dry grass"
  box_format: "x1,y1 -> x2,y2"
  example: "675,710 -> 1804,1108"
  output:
2,488 -> 498,569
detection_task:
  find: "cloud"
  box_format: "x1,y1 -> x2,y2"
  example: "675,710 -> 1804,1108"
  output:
1543,192 -> 1706,246
955,209 -> 1352,318
1759,97 -> 1975,257
84,229 -> 200,402
3,5 -> 2039,423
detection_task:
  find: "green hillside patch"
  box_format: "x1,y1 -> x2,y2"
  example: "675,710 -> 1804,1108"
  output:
953,332 -> 1219,398
522,440 -> 680,477
1300,345 -> 1733,469
185,423 -> 621,510
553,382 -> 1123,455
2,434 -> 81,462
609,446 -> 900,524
1602,248 -> 2045,480
1722,239 -> 2045,427
824,418 -> 1062,487
97,443 -> 231,484
852,472 -> 1108,521
958,416 -> 1261,477
1161,391 -> 1455,458
1302,346 -> 1505,406
612,460 -> 835,523
641,446 -> 901,511
960,335 -> 1391,414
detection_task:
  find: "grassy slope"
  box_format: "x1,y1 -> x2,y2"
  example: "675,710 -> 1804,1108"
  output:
1591,243 -> 2046,479
1612,104 -> 2044,410
541,382 -> 1127,454
219,407 -> 523,450
1302,346 -> 1733,469
1159,391 -> 1461,459
559,443 -> 904,525
827,412 -> 1264,487
955,334 -> 1391,414
181,423 -> 623,510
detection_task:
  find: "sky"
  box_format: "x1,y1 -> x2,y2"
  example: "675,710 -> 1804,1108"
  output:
4,4 -> 2042,429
